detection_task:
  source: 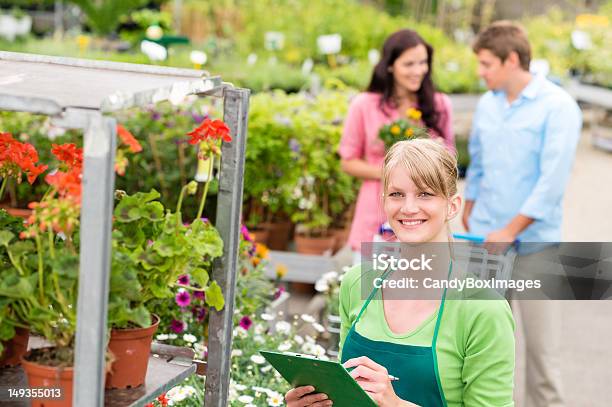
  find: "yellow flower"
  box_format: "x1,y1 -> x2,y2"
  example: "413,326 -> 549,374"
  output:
406,108 -> 422,121
390,125 -> 401,136
276,264 -> 288,279
255,243 -> 270,259
404,128 -> 414,137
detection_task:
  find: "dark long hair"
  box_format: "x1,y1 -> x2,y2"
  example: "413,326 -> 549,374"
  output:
367,29 -> 441,136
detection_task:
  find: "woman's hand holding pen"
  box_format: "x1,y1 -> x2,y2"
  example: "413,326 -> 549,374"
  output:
344,356 -> 417,407
285,386 -> 333,407
344,356 -> 400,406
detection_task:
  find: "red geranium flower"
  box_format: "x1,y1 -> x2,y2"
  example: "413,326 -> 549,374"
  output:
52,143 -> 83,170
187,118 -> 232,145
45,167 -> 82,202
117,124 -> 143,153
157,393 -> 168,407
0,132 -> 48,184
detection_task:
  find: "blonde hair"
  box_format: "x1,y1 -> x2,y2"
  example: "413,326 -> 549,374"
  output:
382,138 -> 458,199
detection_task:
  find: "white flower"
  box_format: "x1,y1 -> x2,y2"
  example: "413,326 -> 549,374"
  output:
312,323 -> 325,333
183,334 -> 197,343
260,313 -> 275,321
313,345 -> 326,358
300,314 -> 315,323
250,354 -> 266,365
322,271 -> 339,282
254,323 -> 265,335
234,327 -> 248,338
167,386 -> 189,402
168,333 -> 178,340
261,365 -> 272,373
252,386 -> 274,396
182,385 -> 196,396
156,334 -> 169,341
305,335 -> 315,344
254,335 -> 265,343
235,383 -> 247,391
231,349 -> 243,357
314,279 -> 329,292
238,395 -> 254,403
194,343 -> 206,357
277,342 -> 292,352
301,342 -> 316,355
267,391 -> 284,406
293,335 -> 304,345
275,321 -> 291,335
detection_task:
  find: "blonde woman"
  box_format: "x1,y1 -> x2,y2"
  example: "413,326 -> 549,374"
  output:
286,139 -> 515,406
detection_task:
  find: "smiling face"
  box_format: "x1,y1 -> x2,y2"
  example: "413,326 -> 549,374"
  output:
390,44 -> 429,94
384,166 -> 452,243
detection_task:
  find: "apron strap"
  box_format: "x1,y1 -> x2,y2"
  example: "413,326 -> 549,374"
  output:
353,266 -> 394,326
431,260 -> 453,347
351,260 -> 454,344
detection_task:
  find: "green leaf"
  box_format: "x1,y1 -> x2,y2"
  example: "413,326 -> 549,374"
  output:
188,221 -> 223,259
0,231 -> 14,247
190,267 -> 209,288
114,190 -> 164,223
205,280 -> 225,311
0,322 -> 15,341
149,281 -> 172,299
127,305 -> 151,329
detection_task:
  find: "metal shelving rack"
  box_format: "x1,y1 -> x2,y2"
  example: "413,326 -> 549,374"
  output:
0,51 -> 249,407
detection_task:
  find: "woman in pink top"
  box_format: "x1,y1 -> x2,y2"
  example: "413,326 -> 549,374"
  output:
339,29 -> 455,261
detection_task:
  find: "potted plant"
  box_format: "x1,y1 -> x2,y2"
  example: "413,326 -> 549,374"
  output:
105,117 -> 231,388
0,138 -> 83,407
0,132 -> 49,368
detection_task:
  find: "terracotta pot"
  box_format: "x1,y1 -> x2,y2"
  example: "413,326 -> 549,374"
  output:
290,282 -> 317,295
294,234 -> 336,255
1,206 -> 32,219
105,315 -> 160,389
249,228 -> 270,245
20,351 -> 73,407
262,221 -> 293,250
330,227 -> 350,254
0,327 -> 29,367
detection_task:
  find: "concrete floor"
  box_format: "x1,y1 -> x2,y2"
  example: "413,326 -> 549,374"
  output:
287,130 -> 612,406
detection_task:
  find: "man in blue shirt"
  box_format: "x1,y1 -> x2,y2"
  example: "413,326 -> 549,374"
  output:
464,22 -> 582,407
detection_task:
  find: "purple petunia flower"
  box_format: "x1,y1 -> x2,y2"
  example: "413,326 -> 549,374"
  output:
177,274 -> 190,285
175,290 -> 191,307
196,308 -> 207,322
150,111 -> 161,121
239,316 -> 252,331
193,290 -> 205,300
170,319 -> 185,333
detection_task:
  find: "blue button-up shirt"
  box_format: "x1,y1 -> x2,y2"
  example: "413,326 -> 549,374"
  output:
465,75 -> 582,242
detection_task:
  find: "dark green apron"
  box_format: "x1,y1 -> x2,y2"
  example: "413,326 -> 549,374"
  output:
340,263 -> 451,407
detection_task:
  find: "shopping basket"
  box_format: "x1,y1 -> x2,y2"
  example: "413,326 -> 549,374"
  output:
452,233 -> 519,296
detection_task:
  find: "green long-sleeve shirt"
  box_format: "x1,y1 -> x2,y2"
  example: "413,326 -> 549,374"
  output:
339,264 -> 515,406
